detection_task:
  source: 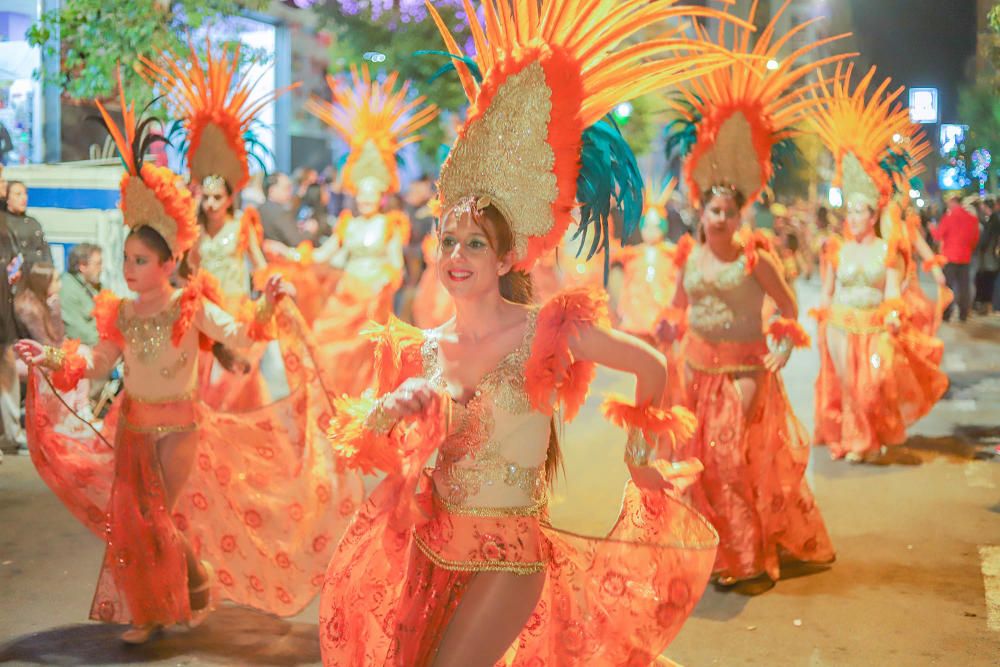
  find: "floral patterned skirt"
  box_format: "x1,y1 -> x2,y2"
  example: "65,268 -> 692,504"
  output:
814,305 -> 948,458
319,468 -> 718,666
24,303 -> 364,625
680,334 -> 835,582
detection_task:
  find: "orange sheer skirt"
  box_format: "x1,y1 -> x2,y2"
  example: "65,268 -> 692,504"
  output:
25,304 -> 364,626
678,333 -> 834,582
814,305 -> 948,458
320,467 -> 718,666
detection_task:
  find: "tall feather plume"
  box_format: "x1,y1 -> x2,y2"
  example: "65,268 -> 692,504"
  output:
664,0 -> 854,208
426,0 -> 754,271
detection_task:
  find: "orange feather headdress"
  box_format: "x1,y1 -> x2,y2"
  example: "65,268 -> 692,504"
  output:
811,63 -> 914,211
426,0 -> 752,272
140,42 -> 298,192
95,72 -> 197,259
304,64 -> 438,197
664,0 -> 853,210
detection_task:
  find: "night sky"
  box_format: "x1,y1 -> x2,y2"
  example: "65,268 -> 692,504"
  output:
846,0 -> 978,122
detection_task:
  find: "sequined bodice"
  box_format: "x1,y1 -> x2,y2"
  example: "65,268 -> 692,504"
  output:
684,246 -> 764,342
198,217 -> 250,301
117,296 -> 197,401
422,311 -> 550,509
833,239 -> 888,309
338,215 -> 400,295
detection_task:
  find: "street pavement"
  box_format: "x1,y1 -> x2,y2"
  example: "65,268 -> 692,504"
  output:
1,279 -> 999,666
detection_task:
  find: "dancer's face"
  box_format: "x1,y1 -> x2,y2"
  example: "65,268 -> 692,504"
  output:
123,235 -> 174,293
200,179 -> 232,223
846,201 -> 876,239
640,211 -> 665,244
355,178 -> 383,217
437,207 -> 513,299
700,194 -> 741,241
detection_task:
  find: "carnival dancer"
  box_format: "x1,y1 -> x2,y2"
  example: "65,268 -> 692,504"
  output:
657,0 -> 840,592
289,65 -> 438,397
811,64 -> 949,463
614,178 -> 692,406
14,79 -> 362,644
141,43 -> 298,410
883,130 -> 953,336
316,0 -> 763,662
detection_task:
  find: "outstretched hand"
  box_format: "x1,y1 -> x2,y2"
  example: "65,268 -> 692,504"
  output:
13,339 -> 44,366
263,275 -> 295,305
383,378 -> 442,423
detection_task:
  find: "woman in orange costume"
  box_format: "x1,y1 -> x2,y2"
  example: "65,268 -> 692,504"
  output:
14,81 -> 362,644
883,131 -> 952,336
142,44 -> 292,410
316,0 -> 760,663
280,66 -> 437,397
811,64 -> 949,462
615,179 -> 692,407
657,1 -> 840,592
412,233 -> 454,328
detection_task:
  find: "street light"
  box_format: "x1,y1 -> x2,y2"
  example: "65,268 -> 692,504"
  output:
766,59 -> 780,71
909,188 -> 920,199
829,187 -> 843,208
916,198 -> 926,208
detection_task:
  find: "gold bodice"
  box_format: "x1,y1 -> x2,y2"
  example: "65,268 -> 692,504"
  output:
197,217 -> 250,302
422,311 -> 550,510
337,214 -> 401,297
117,297 -> 197,400
833,239 -> 888,309
684,246 -> 764,342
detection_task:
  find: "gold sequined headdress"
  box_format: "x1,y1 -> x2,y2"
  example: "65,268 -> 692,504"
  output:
427,0 -> 750,271
95,72 -> 197,258
305,64 -> 438,196
665,0 -> 852,209
140,41 -> 297,192
811,63 -> 914,211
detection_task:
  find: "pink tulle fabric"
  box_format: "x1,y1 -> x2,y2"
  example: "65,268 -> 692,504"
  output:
26,302 -> 364,625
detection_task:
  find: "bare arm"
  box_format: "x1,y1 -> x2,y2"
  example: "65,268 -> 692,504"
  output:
569,324 -> 667,407
247,232 -> 268,272
753,250 -> 798,319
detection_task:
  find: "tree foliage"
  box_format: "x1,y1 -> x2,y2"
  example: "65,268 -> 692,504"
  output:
313,2 -> 471,113
27,0 -> 269,103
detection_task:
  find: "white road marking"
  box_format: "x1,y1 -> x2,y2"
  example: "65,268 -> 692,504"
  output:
980,545 -> 1000,632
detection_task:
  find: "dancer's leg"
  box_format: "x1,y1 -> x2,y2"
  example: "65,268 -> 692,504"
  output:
157,431 -> 209,605
431,570 -> 545,667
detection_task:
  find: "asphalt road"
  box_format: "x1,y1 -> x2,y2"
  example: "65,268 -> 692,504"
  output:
1,279 -> 998,666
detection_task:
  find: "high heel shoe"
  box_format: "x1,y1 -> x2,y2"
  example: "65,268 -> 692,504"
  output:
187,560 -> 215,628
121,624 -> 159,644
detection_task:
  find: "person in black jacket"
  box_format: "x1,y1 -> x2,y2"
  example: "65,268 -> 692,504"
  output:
0,213 -> 24,454
3,181 -> 51,276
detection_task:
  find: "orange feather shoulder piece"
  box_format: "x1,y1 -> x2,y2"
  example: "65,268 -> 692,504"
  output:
525,287 -> 611,421
92,290 -> 124,348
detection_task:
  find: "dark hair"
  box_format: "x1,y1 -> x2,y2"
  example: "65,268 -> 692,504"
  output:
127,225 -> 172,263
700,185 -> 746,211
264,173 -> 285,194
68,243 -> 101,274
15,262 -> 62,342
198,176 -> 235,226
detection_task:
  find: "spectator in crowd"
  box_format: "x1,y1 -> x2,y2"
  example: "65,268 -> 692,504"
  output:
241,171 -> 266,208
60,243 -> 102,346
0,168 -> 8,211
297,181 -> 331,242
321,166 -> 347,219
14,262 -> 63,347
934,195 -> 981,323
4,181 -> 51,276
975,198 -> 1000,315
0,210 -> 22,454
259,172 -> 311,250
